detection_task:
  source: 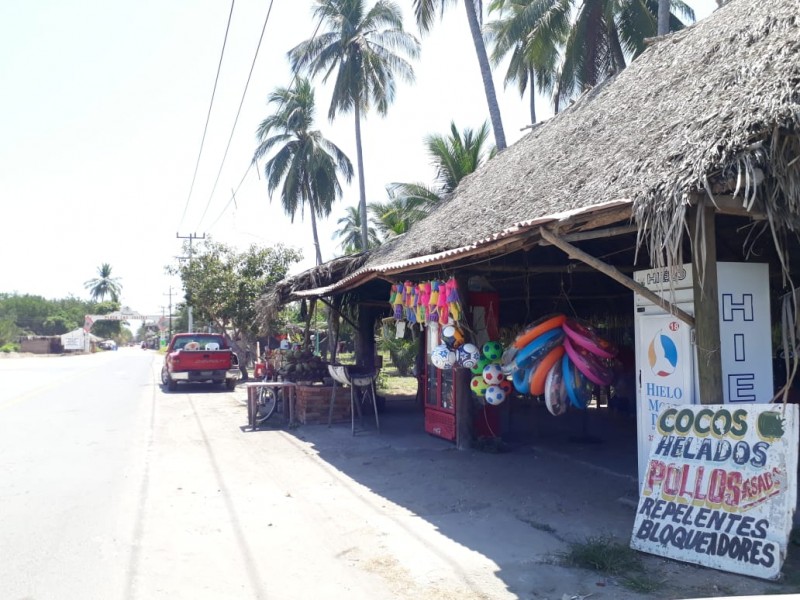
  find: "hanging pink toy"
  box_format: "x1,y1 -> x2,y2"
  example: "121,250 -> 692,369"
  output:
437,280 -> 450,324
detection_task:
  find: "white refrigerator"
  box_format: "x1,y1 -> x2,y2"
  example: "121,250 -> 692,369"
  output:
633,262 -> 773,485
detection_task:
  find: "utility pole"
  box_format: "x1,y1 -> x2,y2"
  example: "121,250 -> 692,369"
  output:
163,286 -> 174,339
176,232 -> 205,333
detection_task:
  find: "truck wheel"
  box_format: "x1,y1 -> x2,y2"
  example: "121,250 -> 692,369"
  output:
225,379 -> 237,391
162,368 -> 178,392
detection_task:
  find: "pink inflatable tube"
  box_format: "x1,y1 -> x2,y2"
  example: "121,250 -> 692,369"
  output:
562,318 -> 617,359
563,337 -> 614,386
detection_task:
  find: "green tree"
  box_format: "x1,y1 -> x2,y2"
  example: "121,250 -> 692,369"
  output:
168,240 -> 302,373
289,0 -> 420,252
485,0 -> 560,124
253,77 -> 353,266
333,205 -> 380,254
84,263 -> 122,303
486,0 -> 693,111
413,0 -> 507,150
377,120 -> 492,238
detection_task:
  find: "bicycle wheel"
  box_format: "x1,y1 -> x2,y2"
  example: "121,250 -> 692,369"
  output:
256,388 -> 278,424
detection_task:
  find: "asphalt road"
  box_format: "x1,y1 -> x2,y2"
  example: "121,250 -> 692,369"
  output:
0,349 -> 517,600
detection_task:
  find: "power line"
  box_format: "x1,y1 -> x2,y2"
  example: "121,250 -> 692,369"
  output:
178,0 -> 238,230
195,0 -> 277,232
205,15 -> 326,234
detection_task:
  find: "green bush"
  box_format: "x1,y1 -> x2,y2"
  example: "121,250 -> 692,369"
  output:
0,342 -> 19,353
378,336 -> 417,377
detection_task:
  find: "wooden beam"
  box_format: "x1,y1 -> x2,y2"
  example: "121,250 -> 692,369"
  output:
690,193 -> 766,219
690,201 -> 724,405
538,227 -> 695,327
317,296 -> 358,331
468,263 -> 638,275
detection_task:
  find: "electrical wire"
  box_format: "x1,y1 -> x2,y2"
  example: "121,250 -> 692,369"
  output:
204,14 -> 326,234
194,0 -> 276,232
177,0 -> 237,230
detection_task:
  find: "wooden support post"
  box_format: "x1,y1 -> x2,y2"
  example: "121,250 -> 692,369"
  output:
690,201 -> 724,405
356,304 -> 376,370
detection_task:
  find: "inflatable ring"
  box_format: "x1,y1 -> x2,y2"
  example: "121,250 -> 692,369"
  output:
515,328 -> 564,370
512,363 -> 533,395
562,353 -> 591,409
500,345 -> 519,375
544,360 -> 568,416
513,314 -> 567,349
529,345 -> 565,396
563,337 -> 614,386
563,318 -> 617,359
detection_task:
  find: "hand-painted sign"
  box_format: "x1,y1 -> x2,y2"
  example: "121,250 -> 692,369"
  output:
631,404 -> 798,580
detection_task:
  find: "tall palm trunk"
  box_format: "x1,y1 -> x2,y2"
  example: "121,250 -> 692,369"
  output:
462,0 -> 507,151
658,0 -> 670,35
303,175 -> 324,265
528,66 -> 537,124
354,102 -> 369,250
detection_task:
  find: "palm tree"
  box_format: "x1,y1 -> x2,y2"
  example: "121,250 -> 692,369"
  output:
413,0 -> 508,151
485,0 -> 560,124
426,120 -> 492,193
486,0 -> 693,111
252,78 -> 354,266
84,263 -> 122,302
289,0 -> 420,253
369,188 -> 432,239
333,205 -> 380,253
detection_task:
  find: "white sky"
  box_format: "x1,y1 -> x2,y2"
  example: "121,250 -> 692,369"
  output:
0,0 -> 717,317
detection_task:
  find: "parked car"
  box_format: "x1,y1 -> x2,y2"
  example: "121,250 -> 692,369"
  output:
98,340 -> 117,351
161,333 -> 240,392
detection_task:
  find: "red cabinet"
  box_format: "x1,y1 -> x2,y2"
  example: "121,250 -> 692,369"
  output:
424,291 -> 501,442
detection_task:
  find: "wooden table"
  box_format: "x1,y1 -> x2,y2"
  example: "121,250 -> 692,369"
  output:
245,381 -> 296,430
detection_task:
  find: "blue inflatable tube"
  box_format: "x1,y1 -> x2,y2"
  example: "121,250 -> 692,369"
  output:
514,328 -> 564,370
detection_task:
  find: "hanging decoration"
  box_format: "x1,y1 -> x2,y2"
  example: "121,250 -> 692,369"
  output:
387,277 -> 464,327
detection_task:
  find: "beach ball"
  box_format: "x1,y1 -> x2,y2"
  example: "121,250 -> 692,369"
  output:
471,356 -> 491,376
430,344 -> 456,370
482,341 -> 503,362
441,324 -> 466,349
470,375 -> 488,396
482,363 -> 504,385
485,385 -> 507,406
458,343 -> 481,369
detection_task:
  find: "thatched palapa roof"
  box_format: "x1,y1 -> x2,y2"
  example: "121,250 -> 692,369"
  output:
262,0 -> 800,311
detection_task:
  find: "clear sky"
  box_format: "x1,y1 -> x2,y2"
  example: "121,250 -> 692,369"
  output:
0,0 -> 717,317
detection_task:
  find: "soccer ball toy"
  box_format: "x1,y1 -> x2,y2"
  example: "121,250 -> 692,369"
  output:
482,363 -> 504,385
482,341 -> 503,361
471,356 -> 491,376
470,375 -> 488,396
458,343 -> 481,369
485,385 -> 507,406
430,344 -> 456,370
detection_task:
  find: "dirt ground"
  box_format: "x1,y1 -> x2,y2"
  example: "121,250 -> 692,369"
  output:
271,391 -> 800,600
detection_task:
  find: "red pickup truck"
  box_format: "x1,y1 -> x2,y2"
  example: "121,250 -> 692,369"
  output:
161,333 -> 241,392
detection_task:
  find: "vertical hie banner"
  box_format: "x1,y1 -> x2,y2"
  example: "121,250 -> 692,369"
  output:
631,404 -> 798,580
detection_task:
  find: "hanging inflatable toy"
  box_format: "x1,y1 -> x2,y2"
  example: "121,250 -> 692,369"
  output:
445,279 -> 463,322
430,344 -> 456,370
485,385 -> 507,406
563,318 -> 618,359
500,345 -> 519,375
562,353 -> 593,409
417,282 -> 430,323
544,359 -> 568,416
529,345 -> 565,396
512,314 -> 567,349
458,343 -> 481,369
391,283 -> 404,320
437,280 -> 450,325
512,363 -> 532,395
428,280 -> 440,323
515,328 -> 564,370
563,337 -> 614,386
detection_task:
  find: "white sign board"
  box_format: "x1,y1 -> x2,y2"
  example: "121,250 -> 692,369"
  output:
62,332 -> 85,351
631,404 -> 798,580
